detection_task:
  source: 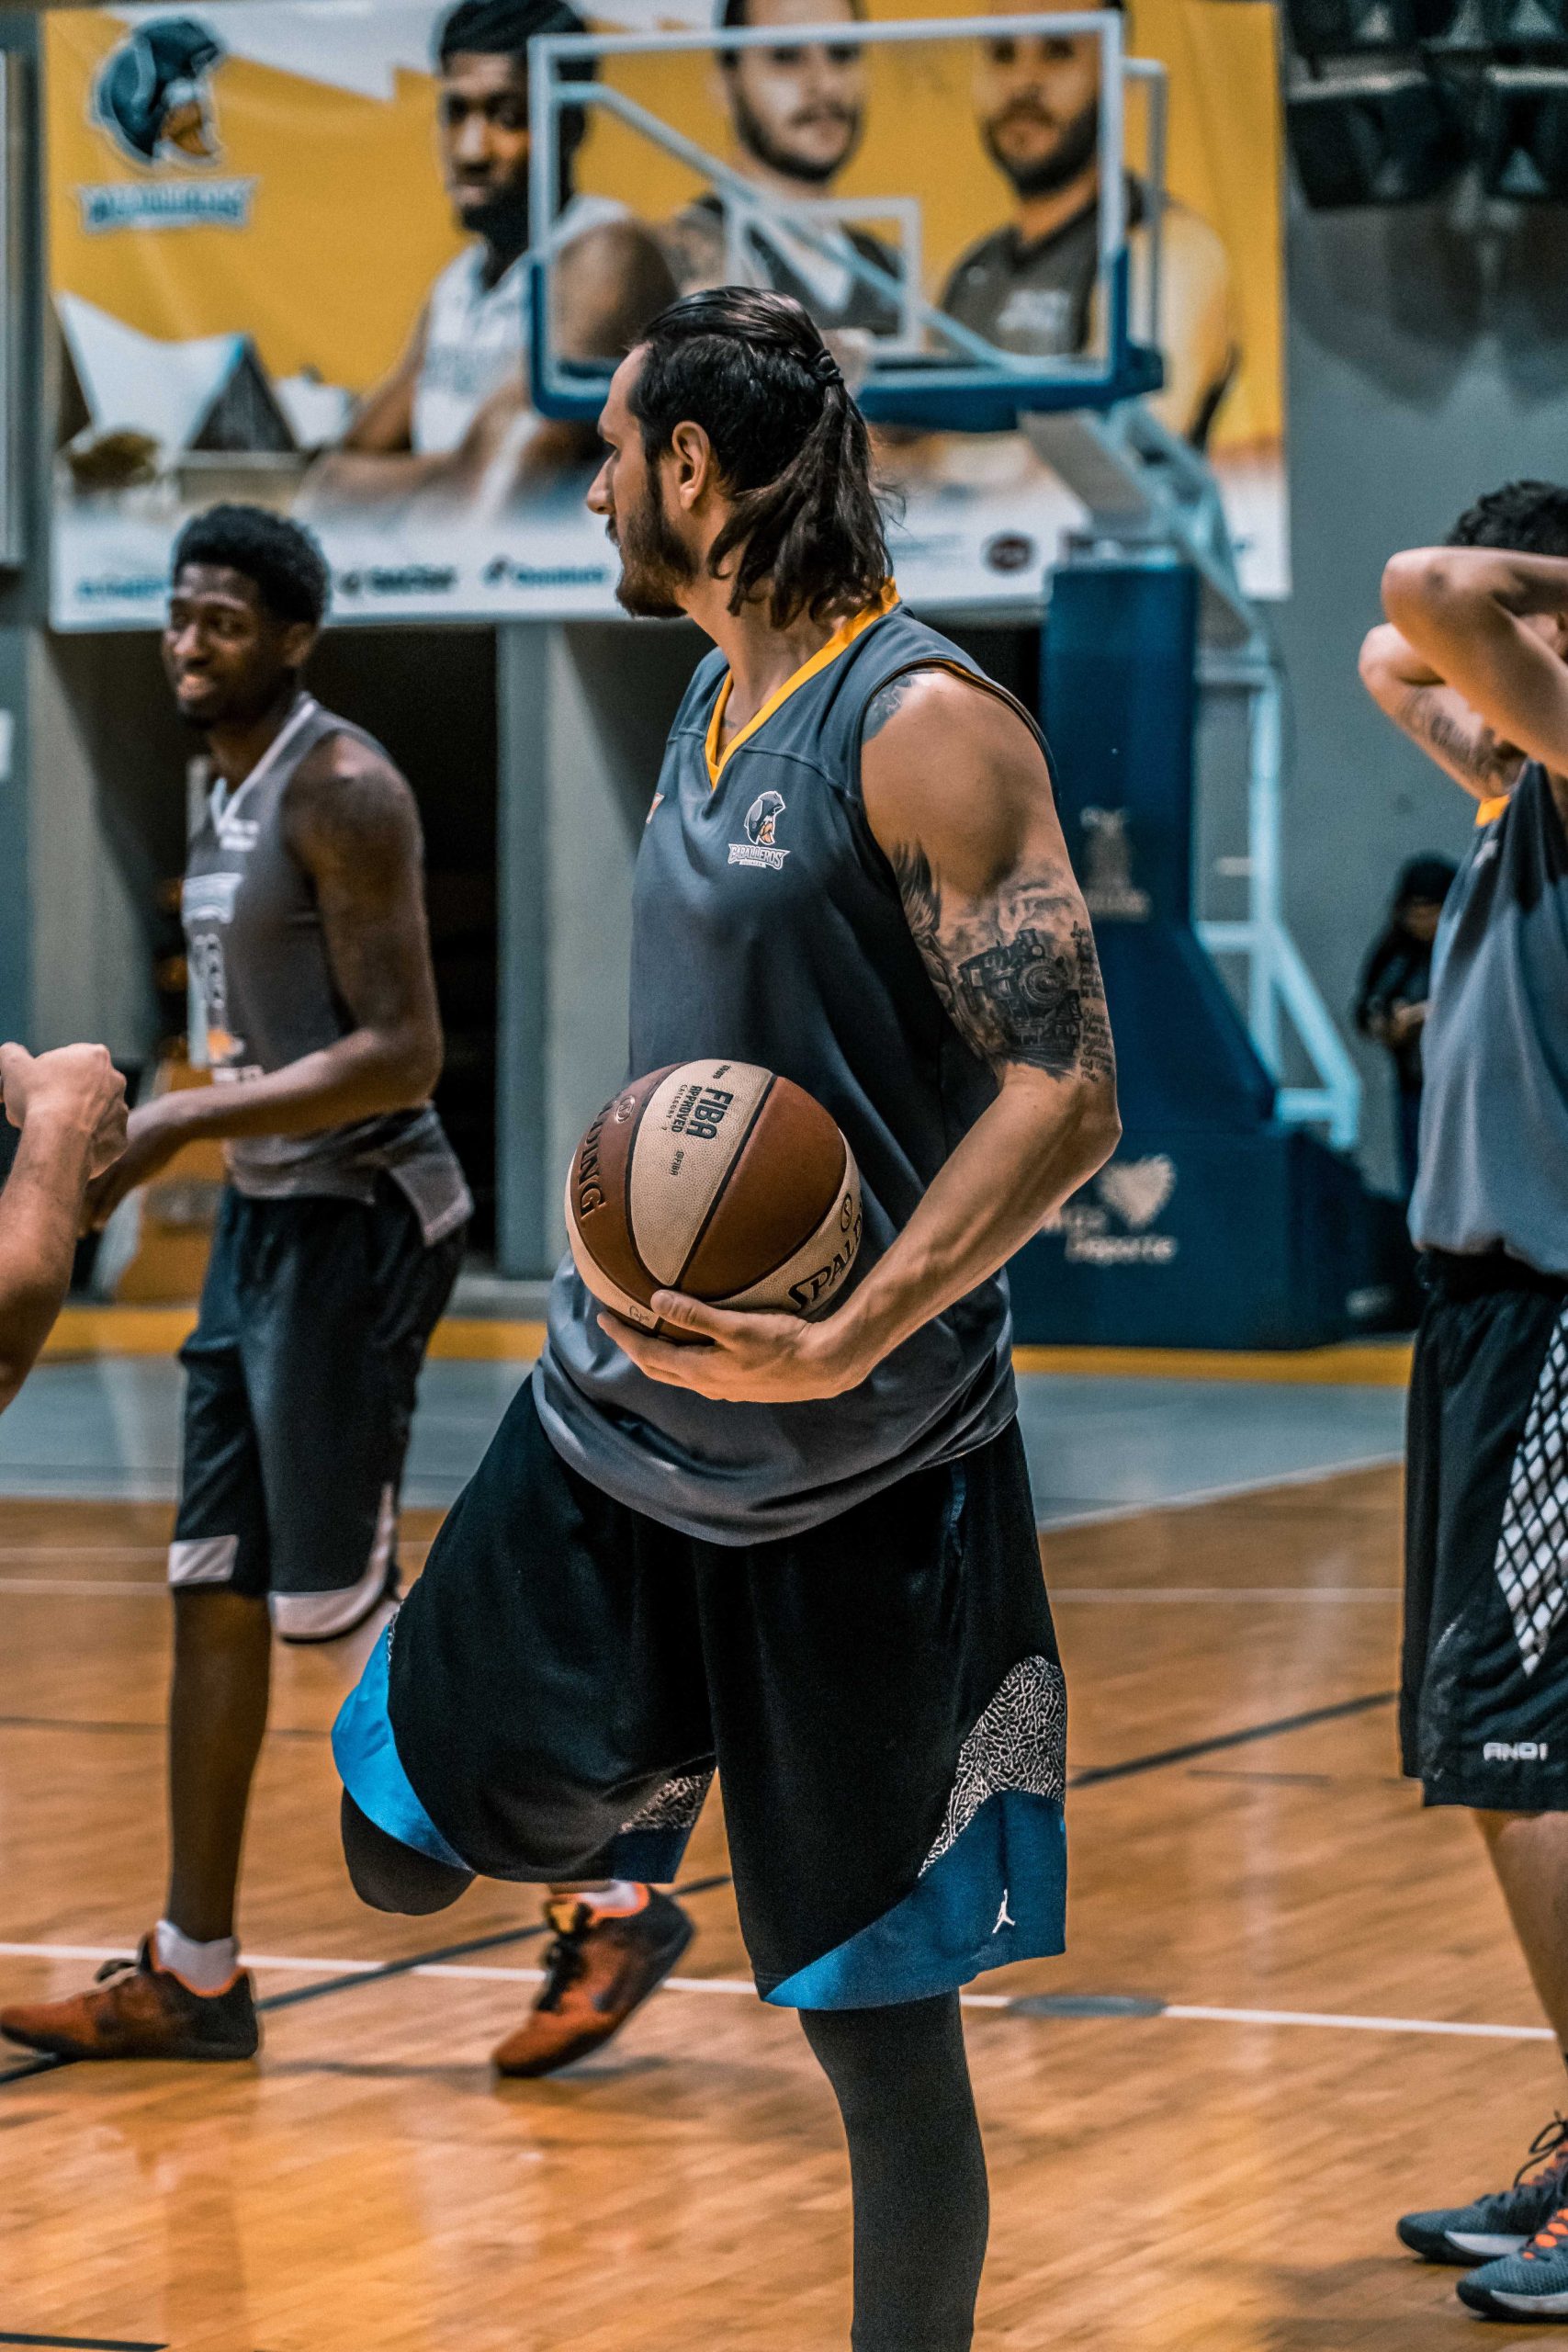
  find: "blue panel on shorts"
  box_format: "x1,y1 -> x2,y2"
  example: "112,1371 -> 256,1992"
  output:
332,1619 -> 469,1872
763,1790 -> 1066,2011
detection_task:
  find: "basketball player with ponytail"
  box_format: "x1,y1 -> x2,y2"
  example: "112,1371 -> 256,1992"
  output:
334,289 -> 1120,2349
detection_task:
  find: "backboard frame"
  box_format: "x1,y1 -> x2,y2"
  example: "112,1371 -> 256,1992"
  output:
526,11 -> 1166,431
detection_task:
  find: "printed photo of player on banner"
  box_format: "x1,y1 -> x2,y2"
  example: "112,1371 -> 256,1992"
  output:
45,0 -> 1285,627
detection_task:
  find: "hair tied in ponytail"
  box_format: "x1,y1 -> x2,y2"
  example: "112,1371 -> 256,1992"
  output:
629,288 -> 887,628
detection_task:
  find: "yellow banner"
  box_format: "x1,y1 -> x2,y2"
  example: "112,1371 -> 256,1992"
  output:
46,2 -> 1286,627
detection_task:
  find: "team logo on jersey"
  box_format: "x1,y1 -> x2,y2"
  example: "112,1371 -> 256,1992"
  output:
728,790 -> 789,872
92,17 -> 225,167
215,808 -> 259,853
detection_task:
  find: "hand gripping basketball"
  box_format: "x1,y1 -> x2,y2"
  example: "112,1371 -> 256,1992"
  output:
566,1060 -> 863,1338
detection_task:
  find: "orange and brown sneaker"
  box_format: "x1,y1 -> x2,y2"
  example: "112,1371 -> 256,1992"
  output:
492,1888 -> 694,2079
0,1937 -> 259,2063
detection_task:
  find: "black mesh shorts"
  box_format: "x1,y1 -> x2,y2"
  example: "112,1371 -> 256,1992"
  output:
1404,1249 -> 1568,1809
335,1379 -> 1068,2008
169,1182 -> 466,1643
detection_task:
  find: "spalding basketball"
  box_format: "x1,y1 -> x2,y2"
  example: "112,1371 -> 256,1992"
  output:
566,1059 -> 862,1334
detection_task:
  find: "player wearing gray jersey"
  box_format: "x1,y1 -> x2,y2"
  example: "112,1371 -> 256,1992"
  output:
1360,481 -> 1568,2323
0,505 -> 469,2069
333,289 -> 1120,2351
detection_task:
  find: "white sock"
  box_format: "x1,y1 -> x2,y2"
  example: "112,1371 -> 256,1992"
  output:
557,1880 -> 646,1918
154,1918 -> 240,1994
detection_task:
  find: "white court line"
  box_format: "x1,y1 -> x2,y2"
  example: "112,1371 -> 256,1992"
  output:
0,1943 -> 1549,2041
1162,2003 -> 1554,2041
1039,1452 -> 1404,1534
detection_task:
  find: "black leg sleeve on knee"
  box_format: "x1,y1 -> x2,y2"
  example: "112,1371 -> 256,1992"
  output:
341,1789 -> 474,1916
800,1993 -> 989,2352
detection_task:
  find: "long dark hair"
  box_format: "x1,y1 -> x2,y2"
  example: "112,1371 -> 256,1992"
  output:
626,288 -> 887,628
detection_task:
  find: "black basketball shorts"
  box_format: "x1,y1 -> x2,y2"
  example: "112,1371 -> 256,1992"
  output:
168,1182 -> 466,1643
334,1380 -> 1067,2008
1404,1249 -> 1568,1810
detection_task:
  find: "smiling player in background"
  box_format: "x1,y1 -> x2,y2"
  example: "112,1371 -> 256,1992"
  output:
0,505 -> 471,2066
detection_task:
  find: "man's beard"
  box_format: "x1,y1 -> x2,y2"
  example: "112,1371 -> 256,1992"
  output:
456,184 -> 532,260
731,85 -> 859,187
984,96 -> 1100,200
613,482 -> 698,619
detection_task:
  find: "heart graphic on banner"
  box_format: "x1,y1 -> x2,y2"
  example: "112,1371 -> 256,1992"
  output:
1097,1157 -> 1176,1233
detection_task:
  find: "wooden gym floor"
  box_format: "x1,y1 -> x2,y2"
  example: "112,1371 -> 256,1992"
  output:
0,1466 -> 1554,2352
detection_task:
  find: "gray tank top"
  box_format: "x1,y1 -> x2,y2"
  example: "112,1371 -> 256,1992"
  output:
534,594 -> 1030,1544
1411,762 -> 1568,1276
181,694 -> 471,1245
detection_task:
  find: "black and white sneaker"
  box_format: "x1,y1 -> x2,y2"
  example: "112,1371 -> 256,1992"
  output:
1400,2117 -> 1568,2267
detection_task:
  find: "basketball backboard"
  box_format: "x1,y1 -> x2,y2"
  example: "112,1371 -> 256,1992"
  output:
526,11 -> 1167,433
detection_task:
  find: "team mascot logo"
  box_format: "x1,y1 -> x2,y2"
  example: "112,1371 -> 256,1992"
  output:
93,17 -> 225,167
745,791 -> 785,848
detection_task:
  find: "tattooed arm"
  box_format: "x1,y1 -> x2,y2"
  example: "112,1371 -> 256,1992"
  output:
1359,622 -> 1526,802
604,667 -> 1120,1404
1369,546 -> 1568,820
842,665 -> 1122,1337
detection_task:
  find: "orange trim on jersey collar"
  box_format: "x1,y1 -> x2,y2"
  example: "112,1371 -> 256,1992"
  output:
1476,793 -> 1511,826
704,581 -> 899,790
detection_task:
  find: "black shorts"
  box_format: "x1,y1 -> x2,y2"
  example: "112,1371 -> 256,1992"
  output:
169,1182 -> 466,1643
1404,1249 -> 1568,1809
334,1382 -> 1067,2008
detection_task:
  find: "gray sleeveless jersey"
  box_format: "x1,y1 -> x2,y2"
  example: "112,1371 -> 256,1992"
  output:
181,695 -> 471,1245
1411,762 -> 1568,1276
534,594 -> 1032,1544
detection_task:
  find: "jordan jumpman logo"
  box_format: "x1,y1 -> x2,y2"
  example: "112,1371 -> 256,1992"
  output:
993,1891 -> 1015,1934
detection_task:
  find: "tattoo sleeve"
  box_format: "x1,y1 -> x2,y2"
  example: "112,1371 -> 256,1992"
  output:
890,842 -> 1116,1084
1397,687 -> 1524,793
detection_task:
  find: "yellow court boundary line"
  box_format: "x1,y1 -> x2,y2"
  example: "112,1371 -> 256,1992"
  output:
39,1308 -> 551,1363
40,1307 -> 1411,1387
1010,1341 -> 1412,1387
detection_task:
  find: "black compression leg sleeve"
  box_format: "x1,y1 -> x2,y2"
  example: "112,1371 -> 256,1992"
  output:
341,1789 -> 475,1915
799,1994 -> 989,2352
